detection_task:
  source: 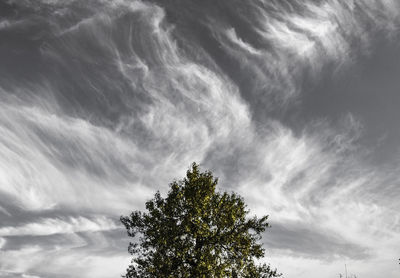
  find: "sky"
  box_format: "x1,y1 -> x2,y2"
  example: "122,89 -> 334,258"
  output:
0,0 -> 400,277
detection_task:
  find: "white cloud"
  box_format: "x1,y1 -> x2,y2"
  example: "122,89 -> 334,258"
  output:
0,244 -> 130,278
0,246 -> 43,273
21,274 -> 42,278
211,0 -> 400,105
0,238 -> 5,249
0,216 -> 117,237
258,0 -> 400,69
0,98 -> 155,213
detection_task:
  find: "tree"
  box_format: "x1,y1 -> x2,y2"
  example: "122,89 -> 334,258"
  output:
120,163 -> 281,278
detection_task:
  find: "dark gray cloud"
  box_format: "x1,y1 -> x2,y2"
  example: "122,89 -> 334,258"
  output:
1,0 -> 400,277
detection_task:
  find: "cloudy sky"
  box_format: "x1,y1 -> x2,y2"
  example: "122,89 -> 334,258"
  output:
1,0 -> 400,277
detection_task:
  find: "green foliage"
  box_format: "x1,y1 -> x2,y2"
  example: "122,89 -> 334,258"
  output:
120,163 -> 281,278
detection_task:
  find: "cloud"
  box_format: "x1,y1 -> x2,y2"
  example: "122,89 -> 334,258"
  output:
0,245 -> 44,274
0,238 -> 5,249
22,274 -> 41,278
208,0 -> 400,109
0,271 -> 42,278
0,97 -> 155,213
0,20 -> 12,30
0,206 -> 11,217
0,0 -> 252,214
0,243 -> 130,278
1,0 -> 400,278
0,216 -> 117,237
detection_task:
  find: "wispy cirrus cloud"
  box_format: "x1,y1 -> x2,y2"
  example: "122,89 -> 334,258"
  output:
0,216 -> 117,237
208,0 -> 400,109
0,96 -> 155,213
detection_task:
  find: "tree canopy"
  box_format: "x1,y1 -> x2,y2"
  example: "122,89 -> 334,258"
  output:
120,163 -> 281,278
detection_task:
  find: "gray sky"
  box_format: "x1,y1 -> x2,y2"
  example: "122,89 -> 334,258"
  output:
1,0 -> 400,277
